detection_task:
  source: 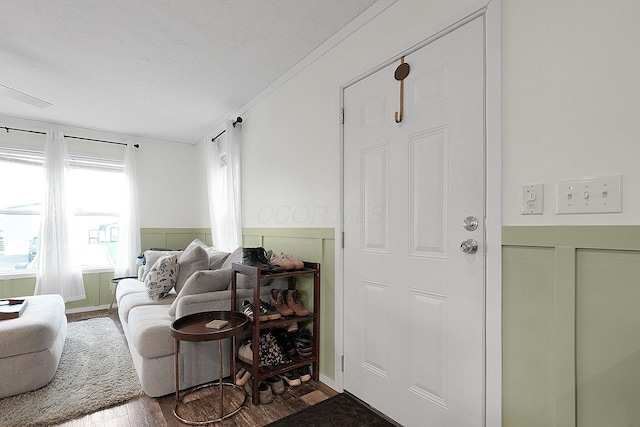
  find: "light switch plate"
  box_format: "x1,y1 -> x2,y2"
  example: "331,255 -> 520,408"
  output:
522,184 -> 544,215
556,174 -> 622,214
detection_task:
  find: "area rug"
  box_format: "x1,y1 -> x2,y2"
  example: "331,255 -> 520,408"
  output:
0,317 -> 144,427
265,393 -> 399,427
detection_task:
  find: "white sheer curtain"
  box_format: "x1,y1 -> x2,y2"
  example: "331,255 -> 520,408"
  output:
115,142 -> 141,277
205,119 -> 242,251
34,129 -> 85,302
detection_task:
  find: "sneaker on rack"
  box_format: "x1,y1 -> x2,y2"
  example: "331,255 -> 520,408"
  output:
242,300 -> 268,322
238,341 -> 253,364
259,299 -> 282,321
282,253 -> 304,270
259,381 -> 274,404
299,365 -> 312,382
270,253 -> 294,270
294,329 -> 313,358
283,370 -> 301,387
266,375 -> 285,395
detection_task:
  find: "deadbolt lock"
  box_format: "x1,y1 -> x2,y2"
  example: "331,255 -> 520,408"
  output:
463,216 -> 479,231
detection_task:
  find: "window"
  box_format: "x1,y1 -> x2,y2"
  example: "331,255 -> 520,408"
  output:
0,149 -> 125,273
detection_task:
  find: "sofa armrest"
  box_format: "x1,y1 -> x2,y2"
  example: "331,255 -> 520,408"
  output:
175,290 -> 234,318
174,283 -> 289,319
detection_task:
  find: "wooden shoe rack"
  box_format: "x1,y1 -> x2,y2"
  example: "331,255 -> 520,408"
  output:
231,261 -> 320,405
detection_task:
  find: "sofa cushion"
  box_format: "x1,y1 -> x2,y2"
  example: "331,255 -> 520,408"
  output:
140,250 -> 183,282
187,238 -> 231,270
0,295 -> 66,359
118,291 -> 176,323
168,268 -> 233,316
128,305 -> 175,358
116,278 -> 147,301
175,244 -> 209,294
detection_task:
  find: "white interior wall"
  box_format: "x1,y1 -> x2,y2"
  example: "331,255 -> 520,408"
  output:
239,0 -> 480,228
238,0 -> 640,228
502,0 -> 640,225
0,114 -> 198,228
136,141 -> 198,227
193,135 -> 211,229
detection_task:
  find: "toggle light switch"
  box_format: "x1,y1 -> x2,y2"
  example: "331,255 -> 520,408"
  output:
556,174 -> 622,214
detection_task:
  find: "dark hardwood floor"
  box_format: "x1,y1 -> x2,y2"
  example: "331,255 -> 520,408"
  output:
58,309 -> 337,427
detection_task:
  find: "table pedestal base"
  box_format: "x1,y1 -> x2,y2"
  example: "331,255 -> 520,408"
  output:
173,382 -> 246,425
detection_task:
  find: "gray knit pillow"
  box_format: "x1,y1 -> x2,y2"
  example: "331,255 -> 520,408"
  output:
175,244 -> 209,294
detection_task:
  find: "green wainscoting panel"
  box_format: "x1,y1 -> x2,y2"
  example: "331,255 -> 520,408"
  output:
140,228 -> 200,251
0,276 -> 37,299
194,228 -> 214,247
503,226 -> 640,427
0,228 -> 215,309
1,271 -> 119,310
243,228 -> 336,381
576,249 -> 640,427
65,273 -> 101,310
502,246 -> 558,427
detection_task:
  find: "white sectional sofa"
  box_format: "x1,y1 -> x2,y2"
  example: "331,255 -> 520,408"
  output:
116,241 -> 282,397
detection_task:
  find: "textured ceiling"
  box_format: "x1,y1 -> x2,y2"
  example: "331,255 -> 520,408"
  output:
0,0 -> 377,144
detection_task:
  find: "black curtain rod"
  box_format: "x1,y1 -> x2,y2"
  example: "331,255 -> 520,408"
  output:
211,117 -> 243,141
1,126 -> 140,148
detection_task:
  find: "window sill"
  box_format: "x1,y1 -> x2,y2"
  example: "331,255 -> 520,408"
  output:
0,266 -> 116,280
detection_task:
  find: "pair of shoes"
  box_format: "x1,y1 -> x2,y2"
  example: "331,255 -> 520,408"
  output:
295,329 -> 313,358
270,253 -> 304,270
270,289 -> 310,317
273,329 -> 297,359
242,247 -> 280,272
242,300 -> 268,322
283,370 -> 301,387
243,381 -> 274,404
300,365 -> 311,382
238,341 -> 253,364
235,368 -> 251,386
266,375 -> 285,395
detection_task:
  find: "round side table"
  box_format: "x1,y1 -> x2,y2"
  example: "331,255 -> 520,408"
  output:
170,311 -> 249,425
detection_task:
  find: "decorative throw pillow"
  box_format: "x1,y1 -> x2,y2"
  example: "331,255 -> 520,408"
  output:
175,244 -> 209,294
140,250 -> 183,282
168,268 -> 233,316
187,238 -> 231,270
145,254 -> 179,301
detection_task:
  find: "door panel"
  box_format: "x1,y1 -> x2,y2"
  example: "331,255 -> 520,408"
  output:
343,16 -> 486,427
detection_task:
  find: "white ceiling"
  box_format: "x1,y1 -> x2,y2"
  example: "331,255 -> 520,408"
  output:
0,0 -> 377,144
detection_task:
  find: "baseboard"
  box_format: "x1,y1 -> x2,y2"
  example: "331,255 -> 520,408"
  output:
319,374 -> 340,392
65,304 -> 111,314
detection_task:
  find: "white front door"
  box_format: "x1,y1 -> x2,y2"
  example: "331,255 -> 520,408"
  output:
343,16 -> 486,427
